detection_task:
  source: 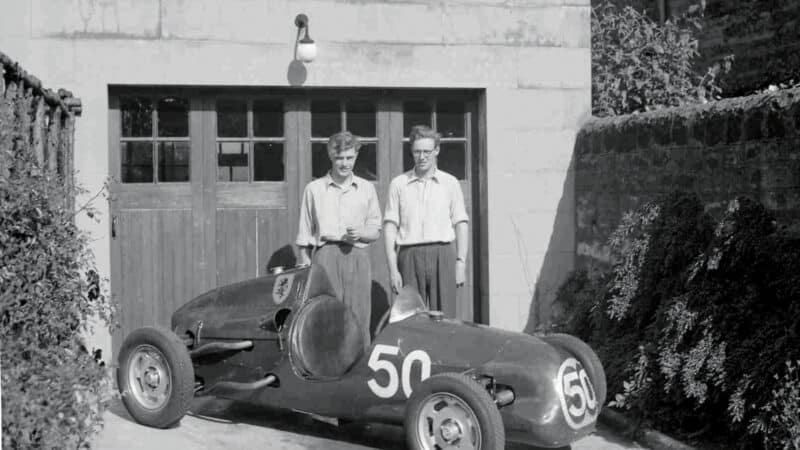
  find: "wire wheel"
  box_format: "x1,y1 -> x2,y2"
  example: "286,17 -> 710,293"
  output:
405,373 -> 504,450
117,327 -> 194,428
126,344 -> 172,410
416,392 -> 481,449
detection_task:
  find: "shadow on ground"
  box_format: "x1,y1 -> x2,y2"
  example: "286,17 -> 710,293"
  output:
108,396 -> 595,450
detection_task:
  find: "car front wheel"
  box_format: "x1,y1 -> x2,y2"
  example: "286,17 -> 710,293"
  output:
117,327 -> 194,428
405,373 -> 504,450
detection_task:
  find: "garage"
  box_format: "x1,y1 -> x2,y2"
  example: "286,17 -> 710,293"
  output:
109,88 -> 485,353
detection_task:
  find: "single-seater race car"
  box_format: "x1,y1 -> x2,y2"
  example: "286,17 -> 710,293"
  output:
117,264 -> 606,449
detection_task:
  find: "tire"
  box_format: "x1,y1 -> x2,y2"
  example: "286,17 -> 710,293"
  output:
117,327 -> 194,428
541,333 -> 607,408
405,373 -> 504,450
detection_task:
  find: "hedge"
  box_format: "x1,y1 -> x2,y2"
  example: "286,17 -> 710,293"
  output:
553,192 -> 800,449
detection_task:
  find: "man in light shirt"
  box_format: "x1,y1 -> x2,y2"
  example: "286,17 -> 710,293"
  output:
296,131 -> 382,344
383,125 -> 469,316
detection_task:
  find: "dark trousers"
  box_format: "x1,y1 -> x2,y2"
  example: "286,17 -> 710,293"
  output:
397,242 -> 456,317
313,244 -> 371,345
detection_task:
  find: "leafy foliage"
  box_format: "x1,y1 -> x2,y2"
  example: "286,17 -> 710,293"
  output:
591,2 -> 731,117
554,192 -> 800,448
1,150 -> 115,449
749,361 -> 800,450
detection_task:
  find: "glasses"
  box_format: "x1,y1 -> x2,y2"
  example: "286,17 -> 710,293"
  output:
412,149 -> 436,157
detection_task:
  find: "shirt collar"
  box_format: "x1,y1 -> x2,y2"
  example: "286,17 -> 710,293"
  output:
407,168 -> 440,184
325,172 -> 360,189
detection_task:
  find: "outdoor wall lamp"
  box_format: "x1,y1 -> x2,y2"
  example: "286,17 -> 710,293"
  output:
294,14 -> 317,63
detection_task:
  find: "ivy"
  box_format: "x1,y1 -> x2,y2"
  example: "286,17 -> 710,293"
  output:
554,192 -> 800,448
1,77 -> 115,447
592,2 -> 731,117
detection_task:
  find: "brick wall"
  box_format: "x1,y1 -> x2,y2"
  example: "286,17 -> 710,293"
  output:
593,0 -> 800,94
660,0 -> 800,94
574,87 -> 800,267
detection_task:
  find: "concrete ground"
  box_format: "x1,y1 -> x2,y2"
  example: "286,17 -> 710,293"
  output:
94,397 -> 646,450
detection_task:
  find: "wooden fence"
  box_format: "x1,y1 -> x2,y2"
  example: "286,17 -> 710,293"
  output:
0,51 -> 82,199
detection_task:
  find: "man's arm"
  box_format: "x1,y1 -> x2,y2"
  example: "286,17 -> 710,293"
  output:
384,221 -> 402,294
454,221 -> 469,287
383,180 -> 402,294
450,178 -> 470,287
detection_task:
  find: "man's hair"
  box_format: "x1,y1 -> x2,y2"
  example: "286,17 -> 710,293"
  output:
327,131 -> 361,156
408,125 -> 441,147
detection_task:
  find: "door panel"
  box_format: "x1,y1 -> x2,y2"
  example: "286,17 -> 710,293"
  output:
215,209 -> 258,285
115,209 -> 195,353
110,93 -> 202,357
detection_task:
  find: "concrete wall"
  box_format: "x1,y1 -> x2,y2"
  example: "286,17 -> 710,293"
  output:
1,0 -> 591,356
575,87 -> 800,268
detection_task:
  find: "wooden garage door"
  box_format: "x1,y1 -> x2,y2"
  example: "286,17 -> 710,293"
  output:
110,88 -> 482,356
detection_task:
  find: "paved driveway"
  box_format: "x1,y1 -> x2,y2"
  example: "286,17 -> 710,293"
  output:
94,397 -> 645,450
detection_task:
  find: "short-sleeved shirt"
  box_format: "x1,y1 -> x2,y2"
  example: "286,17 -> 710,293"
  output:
383,168 -> 469,246
296,173 -> 382,249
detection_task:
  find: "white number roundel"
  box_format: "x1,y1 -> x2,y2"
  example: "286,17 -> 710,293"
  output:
556,357 -> 599,429
367,345 -> 431,399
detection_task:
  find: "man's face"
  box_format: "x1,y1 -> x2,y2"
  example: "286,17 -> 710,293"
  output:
411,137 -> 439,172
330,147 -> 358,178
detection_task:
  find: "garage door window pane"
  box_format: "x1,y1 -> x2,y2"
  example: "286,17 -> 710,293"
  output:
121,97 -> 152,137
254,142 -> 284,181
403,101 -> 432,137
312,101 -> 340,138
438,101 -> 465,138
121,141 -> 154,183
158,142 -> 190,182
439,142 -> 466,180
354,143 -> 377,181
158,97 -> 189,137
312,143 -> 330,179
254,100 -> 284,137
218,142 -> 249,182
217,99 -> 248,138
347,101 -> 376,138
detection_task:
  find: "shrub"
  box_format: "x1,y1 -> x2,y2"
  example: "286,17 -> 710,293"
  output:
555,192 -> 800,448
592,2 -> 731,117
1,150 -> 114,449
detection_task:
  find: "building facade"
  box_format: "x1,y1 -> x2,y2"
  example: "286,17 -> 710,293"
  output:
1,0 -> 590,358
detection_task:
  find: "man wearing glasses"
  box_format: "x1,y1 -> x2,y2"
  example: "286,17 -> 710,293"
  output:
383,125 -> 469,316
296,131 -> 382,345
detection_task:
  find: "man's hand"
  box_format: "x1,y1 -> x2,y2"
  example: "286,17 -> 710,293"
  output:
344,226 -> 361,243
455,259 -> 466,287
390,268 -> 403,294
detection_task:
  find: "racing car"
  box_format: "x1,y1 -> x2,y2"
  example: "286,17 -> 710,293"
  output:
117,264 -> 606,449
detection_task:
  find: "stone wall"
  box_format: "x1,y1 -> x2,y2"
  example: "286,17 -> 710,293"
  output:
574,87 -> 800,267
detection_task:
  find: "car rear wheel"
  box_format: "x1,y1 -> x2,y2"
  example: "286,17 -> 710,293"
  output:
117,327 -> 194,428
541,333 -> 607,408
405,373 -> 504,450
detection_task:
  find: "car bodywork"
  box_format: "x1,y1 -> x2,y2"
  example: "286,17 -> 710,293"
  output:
169,264 -> 602,448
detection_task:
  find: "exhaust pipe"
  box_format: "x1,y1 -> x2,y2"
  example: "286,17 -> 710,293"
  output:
203,374 -> 278,397
495,388 -> 515,407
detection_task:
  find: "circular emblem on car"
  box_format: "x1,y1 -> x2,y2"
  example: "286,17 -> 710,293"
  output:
556,357 -> 598,430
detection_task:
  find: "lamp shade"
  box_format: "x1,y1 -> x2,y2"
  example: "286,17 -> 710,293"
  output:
296,41 -> 317,63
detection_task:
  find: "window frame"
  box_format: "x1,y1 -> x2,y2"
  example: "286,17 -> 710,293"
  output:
214,95 -> 287,184
118,94 -> 192,184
